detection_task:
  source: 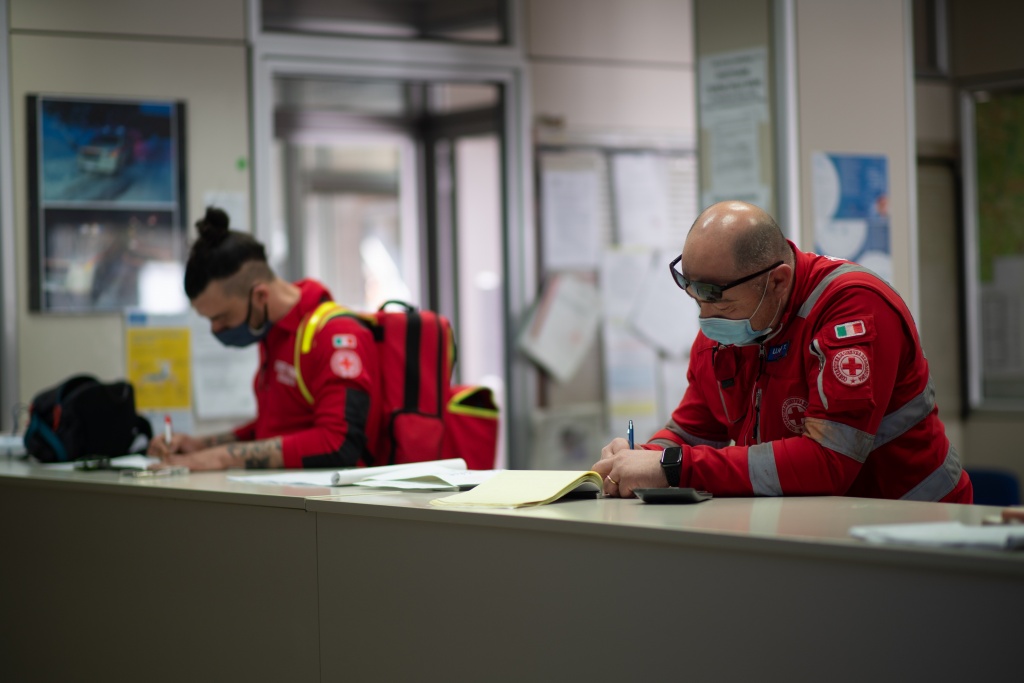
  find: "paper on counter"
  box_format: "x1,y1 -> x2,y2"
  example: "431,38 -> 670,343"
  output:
227,459 -> 468,487
353,469 -> 501,491
849,521 -> 1024,550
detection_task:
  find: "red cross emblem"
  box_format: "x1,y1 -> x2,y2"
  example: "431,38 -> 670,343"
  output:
831,348 -> 870,386
331,349 -> 363,379
782,397 -> 808,433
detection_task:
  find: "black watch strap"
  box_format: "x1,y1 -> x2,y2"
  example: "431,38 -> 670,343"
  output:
660,446 -> 683,487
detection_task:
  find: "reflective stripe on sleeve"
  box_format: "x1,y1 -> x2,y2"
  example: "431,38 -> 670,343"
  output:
748,442 -> 783,496
797,264 -> 882,319
803,417 -> 874,463
662,420 -> 731,449
874,376 -> 936,448
900,443 -> 963,502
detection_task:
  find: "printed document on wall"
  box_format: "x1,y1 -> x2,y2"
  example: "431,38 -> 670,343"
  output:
628,249 -> 701,358
699,47 -> 771,210
602,321 -> 659,442
190,308 -> 258,420
612,153 -> 673,248
518,273 -> 601,383
540,166 -> 603,270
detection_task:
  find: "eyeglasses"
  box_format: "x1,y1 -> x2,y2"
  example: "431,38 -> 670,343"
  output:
669,255 -> 783,303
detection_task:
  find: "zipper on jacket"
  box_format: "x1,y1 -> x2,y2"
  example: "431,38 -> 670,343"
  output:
750,346 -> 766,444
810,338 -> 829,410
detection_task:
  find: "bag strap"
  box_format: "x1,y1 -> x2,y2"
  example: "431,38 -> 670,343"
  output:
294,302 -> 378,405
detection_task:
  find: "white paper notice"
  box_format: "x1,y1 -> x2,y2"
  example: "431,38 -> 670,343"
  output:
611,153 -> 673,248
628,249 -> 701,358
189,309 -> 258,420
601,321 -> 659,441
518,274 -> 601,383
699,47 -> 770,210
541,168 -> 603,270
600,247 -> 653,322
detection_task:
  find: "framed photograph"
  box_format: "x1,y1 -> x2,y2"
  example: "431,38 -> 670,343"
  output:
27,94 -> 188,313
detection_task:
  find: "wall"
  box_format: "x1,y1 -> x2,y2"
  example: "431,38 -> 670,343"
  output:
528,0 -> 694,137
8,0 -> 249,404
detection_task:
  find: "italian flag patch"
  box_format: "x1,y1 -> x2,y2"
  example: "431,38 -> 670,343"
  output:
834,320 -> 866,339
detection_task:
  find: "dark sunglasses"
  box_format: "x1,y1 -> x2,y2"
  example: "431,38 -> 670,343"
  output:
669,255 -> 783,303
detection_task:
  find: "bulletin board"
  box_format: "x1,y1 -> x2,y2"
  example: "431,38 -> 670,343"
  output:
526,138 -> 700,467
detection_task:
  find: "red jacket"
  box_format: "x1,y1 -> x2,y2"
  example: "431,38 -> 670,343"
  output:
647,243 -> 972,503
233,280 -> 380,468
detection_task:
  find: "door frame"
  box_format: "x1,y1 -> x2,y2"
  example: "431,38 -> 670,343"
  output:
248,0 -> 536,467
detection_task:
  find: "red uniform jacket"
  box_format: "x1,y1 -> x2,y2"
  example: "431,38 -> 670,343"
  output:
647,243 -> 973,503
233,280 -> 380,468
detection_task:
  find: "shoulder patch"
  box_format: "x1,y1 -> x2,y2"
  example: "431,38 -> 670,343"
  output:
330,349 -> 363,379
833,320 -> 867,339
333,333 -> 357,349
832,348 -> 870,386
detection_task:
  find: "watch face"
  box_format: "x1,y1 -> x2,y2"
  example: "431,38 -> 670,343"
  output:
661,447 -> 682,466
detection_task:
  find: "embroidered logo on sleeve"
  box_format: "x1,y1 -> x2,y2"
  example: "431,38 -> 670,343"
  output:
832,348 -> 870,386
332,334 -> 357,349
330,349 -> 363,379
782,397 -> 808,433
834,320 -> 866,339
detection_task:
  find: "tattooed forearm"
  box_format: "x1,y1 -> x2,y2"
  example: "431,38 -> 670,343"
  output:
227,438 -> 284,469
199,432 -> 237,448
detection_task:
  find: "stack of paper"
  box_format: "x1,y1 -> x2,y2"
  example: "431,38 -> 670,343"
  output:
430,470 -> 603,509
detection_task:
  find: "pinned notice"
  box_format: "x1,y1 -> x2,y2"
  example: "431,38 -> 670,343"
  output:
518,274 -> 601,383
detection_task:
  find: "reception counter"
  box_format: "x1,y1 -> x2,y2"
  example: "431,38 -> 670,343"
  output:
1,458 -> 1021,682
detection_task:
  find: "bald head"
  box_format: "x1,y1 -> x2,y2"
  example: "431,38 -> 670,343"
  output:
683,201 -> 791,279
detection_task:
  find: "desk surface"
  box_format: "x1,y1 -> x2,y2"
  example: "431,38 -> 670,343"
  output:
3,456 -> 1021,578
3,457 -> 1023,683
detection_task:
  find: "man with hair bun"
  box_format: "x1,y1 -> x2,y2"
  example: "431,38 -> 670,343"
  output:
594,200 -> 972,503
148,207 -> 379,470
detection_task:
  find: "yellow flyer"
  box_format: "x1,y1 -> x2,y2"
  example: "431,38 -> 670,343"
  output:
125,327 -> 191,410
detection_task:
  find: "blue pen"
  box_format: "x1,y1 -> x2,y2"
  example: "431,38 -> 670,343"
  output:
628,419 -> 634,450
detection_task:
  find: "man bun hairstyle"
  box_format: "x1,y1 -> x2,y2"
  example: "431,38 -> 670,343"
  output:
184,206 -> 270,300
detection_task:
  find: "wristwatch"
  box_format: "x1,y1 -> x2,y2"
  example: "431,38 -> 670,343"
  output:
660,446 -> 683,488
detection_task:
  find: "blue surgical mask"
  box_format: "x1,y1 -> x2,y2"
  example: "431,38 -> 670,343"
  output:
698,279 -> 777,346
214,287 -> 271,348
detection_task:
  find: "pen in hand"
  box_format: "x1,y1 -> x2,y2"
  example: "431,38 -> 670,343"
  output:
628,419 -> 634,450
164,415 -> 173,447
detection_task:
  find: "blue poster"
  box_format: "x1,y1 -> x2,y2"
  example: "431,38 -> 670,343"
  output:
811,152 -> 890,282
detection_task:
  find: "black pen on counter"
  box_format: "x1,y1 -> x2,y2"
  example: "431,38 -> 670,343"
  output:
628,419 -> 634,450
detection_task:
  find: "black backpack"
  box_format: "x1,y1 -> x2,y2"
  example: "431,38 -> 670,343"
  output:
23,375 -> 153,463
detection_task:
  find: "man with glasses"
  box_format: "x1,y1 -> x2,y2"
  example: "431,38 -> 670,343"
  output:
594,200 -> 972,503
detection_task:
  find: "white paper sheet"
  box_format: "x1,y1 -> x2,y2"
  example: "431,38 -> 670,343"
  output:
189,309 -> 258,420
849,522 -> 1024,550
601,321 -> 660,441
541,168 -> 603,270
600,247 -> 653,322
518,274 -> 601,383
611,153 -> 673,248
628,249 -> 701,358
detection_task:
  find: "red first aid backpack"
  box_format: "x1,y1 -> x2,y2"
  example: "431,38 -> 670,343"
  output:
294,300 -> 498,469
